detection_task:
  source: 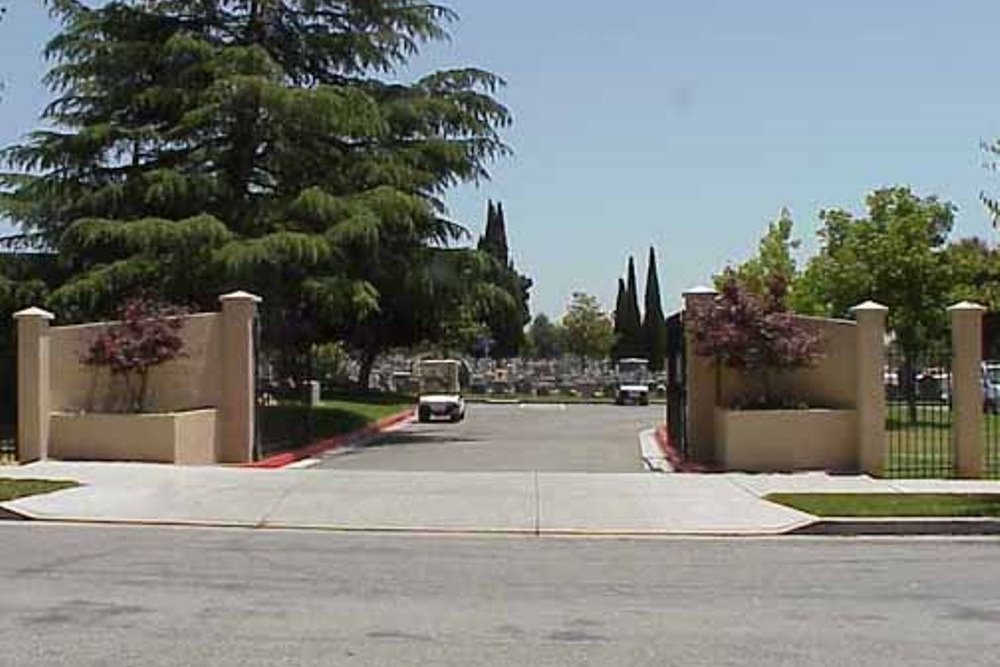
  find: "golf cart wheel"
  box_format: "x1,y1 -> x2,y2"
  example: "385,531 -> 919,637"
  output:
450,411 -> 463,423
418,406 -> 432,423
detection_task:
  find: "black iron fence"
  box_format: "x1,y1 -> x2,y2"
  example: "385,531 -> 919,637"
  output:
885,340 -> 954,478
1,348 -> 16,465
665,311 -> 688,457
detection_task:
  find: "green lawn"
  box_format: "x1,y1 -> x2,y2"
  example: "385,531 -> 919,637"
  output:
0,478 -> 78,503
259,394 -> 413,457
766,492 -> 1000,517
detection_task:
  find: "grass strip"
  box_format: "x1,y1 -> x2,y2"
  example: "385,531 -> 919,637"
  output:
0,478 -> 79,503
766,493 -> 1000,517
259,398 -> 413,457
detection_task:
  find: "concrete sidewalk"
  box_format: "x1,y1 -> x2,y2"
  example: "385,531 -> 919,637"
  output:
6,462 -> 1000,535
1,461 -> 814,535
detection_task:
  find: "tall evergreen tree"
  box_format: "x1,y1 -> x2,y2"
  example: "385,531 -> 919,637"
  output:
621,255 -> 643,357
1,0 -> 512,386
475,199 -> 530,357
611,277 -> 626,359
493,201 -> 510,266
642,246 -> 667,371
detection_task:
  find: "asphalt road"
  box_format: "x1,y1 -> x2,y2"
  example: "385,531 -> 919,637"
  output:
317,403 -> 663,472
2,524 -> 1000,666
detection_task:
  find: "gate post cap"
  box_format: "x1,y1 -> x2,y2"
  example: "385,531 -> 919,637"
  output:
219,290 -> 262,304
947,301 -> 986,313
850,300 -> 888,313
683,285 -> 718,297
13,306 -> 55,321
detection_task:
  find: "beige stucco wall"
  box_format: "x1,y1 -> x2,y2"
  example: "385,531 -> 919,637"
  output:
718,317 -> 858,410
50,409 -> 218,464
715,407 -> 857,472
49,313 -> 223,414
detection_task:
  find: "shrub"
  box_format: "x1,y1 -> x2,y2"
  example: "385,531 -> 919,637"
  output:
688,271 -> 825,408
82,298 -> 187,413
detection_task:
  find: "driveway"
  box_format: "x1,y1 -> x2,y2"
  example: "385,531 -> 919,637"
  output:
316,403 -> 663,472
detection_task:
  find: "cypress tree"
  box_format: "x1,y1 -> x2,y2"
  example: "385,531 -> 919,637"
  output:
642,246 -> 667,371
475,199 -> 530,357
479,200 -> 497,256
612,277 -> 626,360
621,256 -> 643,358
494,201 -> 510,266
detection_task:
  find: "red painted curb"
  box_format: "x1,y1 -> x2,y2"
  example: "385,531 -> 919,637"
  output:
247,407 -> 415,469
654,425 -> 712,473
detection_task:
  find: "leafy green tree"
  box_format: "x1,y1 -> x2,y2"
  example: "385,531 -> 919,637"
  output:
642,246 -> 667,372
793,187 -> 955,421
1,0 -> 512,388
943,238 -> 1000,310
525,313 -> 564,359
719,207 -> 799,301
561,292 -> 614,369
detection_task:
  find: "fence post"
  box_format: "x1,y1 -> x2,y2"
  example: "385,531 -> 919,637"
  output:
683,285 -> 719,465
950,301 -> 986,478
851,301 -> 888,475
219,291 -> 262,464
14,307 -> 55,463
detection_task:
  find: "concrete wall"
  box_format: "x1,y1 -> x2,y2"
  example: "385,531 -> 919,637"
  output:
683,290 -> 887,473
15,292 -> 260,465
50,409 -> 218,464
715,407 -> 857,472
49,313 -> 223,414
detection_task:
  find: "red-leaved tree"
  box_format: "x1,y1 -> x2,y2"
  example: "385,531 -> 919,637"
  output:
82,298 -> 187,413
688,271 -> 825,408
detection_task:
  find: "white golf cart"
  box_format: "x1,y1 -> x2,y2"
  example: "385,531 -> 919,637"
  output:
615,357 -> 650,406
417,359 -> 467,423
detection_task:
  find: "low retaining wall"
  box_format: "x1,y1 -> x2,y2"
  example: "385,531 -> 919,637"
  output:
50,409 -> 219,464
714,407 -> 857,472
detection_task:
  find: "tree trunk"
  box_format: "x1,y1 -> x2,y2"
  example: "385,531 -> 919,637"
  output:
357,350 -> 377,392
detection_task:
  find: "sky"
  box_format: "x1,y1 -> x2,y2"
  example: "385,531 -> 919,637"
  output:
2,0 -> 1000,317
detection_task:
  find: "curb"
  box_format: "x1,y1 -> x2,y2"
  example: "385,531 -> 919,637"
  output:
247,408 -> 415,469
790,517 -> 1000,536
653,426 -> 713,473
0,506 -> 29,521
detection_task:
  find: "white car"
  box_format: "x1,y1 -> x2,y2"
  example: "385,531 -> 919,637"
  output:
417,359 -> 467,423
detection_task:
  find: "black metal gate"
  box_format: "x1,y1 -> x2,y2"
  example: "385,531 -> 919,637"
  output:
0,343 -> 16,464
253,314 -> 322,460
885,339 -> 953,478
983,312 -> 1000,478
665,311 -> 688,457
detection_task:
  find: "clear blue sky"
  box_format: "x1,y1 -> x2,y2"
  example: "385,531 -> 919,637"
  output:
2,0 -> 1000,317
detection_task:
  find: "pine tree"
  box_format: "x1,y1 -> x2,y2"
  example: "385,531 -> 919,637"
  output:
1,1 -> 512,385
642,246 -> 667,371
